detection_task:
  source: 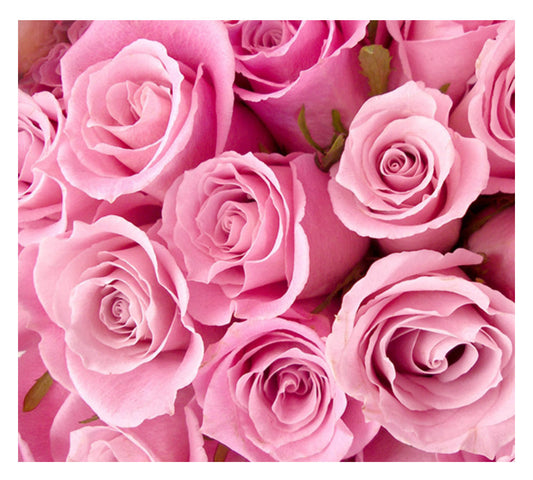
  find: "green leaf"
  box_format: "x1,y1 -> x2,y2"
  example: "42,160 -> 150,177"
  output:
439,82 -> 451,94
297,105 -> 325,154
23,371 -> 53,412
359,44 -> 392,97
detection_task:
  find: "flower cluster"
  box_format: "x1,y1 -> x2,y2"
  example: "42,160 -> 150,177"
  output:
18,20 -> 515,462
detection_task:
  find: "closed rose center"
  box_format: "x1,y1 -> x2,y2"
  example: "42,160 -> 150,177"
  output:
241,21 -> 298,53
197,183 -> 259,260
378,143 -> 427,192
100,288 -> 135,335
85,74 -> 173,170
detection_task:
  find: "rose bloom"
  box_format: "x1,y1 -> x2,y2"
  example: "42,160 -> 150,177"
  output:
28,215 -> 203,427
386,20 -> 501,104
18,89 -> 97,247
227,20 -> 370,152
450,21 -> 515,194
159,150 -> 369,325
57,20 -> 235,202
326,248 -> 514,458
193,317 -> 379,461
328,81 -> 490,253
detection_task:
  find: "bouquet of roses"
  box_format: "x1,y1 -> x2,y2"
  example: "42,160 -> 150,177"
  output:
18,19 -> 515,462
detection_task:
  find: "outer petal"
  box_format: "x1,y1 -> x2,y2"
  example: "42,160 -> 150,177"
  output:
386,20 -> 501,104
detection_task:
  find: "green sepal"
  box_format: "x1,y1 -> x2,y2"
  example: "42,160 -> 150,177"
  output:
359,44 -> 392,97
366,20 -> 379,44
214,443 -> 229,462
258,142 -> 270,154
23,371 -> 53,412
297,105 -> 325,154
331,109 -> 348,135
439,82 -> 451,94
299,106 -> 349,172
79,414 -> 99,424
318,133 -> 346,172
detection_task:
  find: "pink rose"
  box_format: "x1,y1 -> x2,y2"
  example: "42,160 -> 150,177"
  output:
328,81 -> 490,253
228,20 -> 370,152
49,388 -> 197,461
386,21 -> 501,104
326,248 -> 514,458
58,20 -> 235,202
18,89 -> 97,247
450,21 -> 515,194
193,318 -> 379,461
467,204 -> 515,301
159,151 -> 369,325
30,215 -> 204,427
